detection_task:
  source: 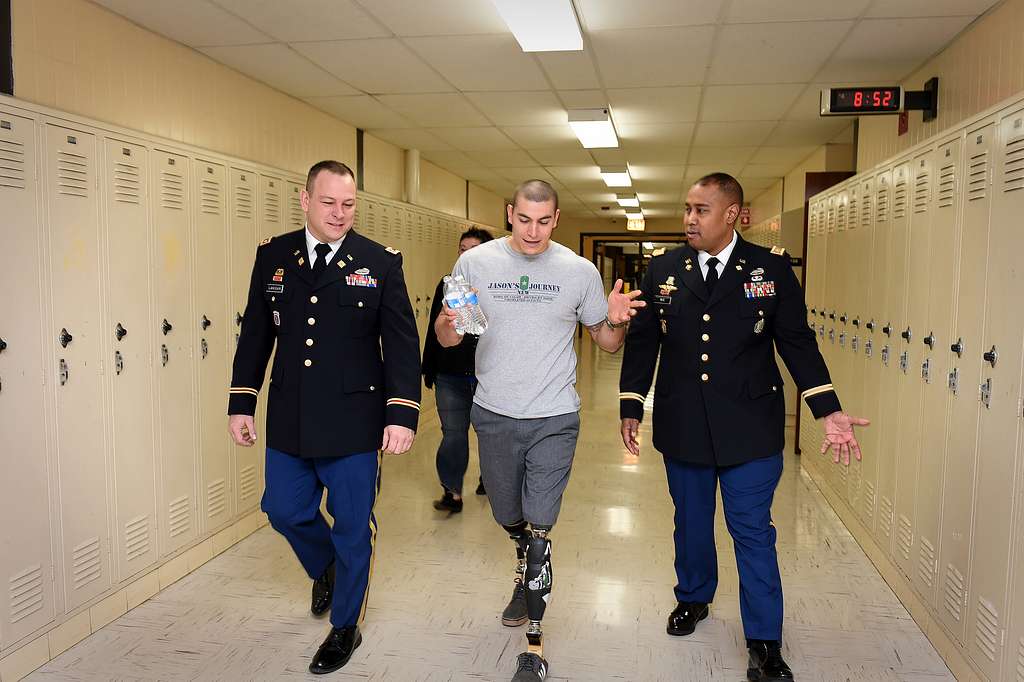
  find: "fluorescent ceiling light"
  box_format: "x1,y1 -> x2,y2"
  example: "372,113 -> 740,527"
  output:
491,0 -> 583,52
624,209 -> 644,220
568,108 -> 618,148
642,241 -> 654,249
600,166 -> 631,187
616,193 -> 639,207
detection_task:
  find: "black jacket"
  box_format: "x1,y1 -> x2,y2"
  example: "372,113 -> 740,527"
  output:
228,228 -> 421,458
619,236 -> 840,466
421,276 -> 478,389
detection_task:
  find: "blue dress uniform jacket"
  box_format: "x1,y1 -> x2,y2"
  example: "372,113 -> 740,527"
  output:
228,228 -> 421,459
619,235 -> 840,467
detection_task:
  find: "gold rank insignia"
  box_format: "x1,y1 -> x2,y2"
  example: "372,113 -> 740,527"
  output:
659,275 -> 678,295
293,249 -> 301,256
385,246 -> 401,255
275,268 -> 284,276
661,319 -> 668,334
337,260 -> 346,269
771,246 -> 786,256
260,237 -> 272,245
298,256 -> 305,266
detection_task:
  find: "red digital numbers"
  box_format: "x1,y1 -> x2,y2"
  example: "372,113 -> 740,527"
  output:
883,91 -> 893,106
854,91 -> 863,107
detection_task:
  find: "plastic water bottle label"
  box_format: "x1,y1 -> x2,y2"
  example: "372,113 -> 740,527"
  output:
464,291 -> 479,306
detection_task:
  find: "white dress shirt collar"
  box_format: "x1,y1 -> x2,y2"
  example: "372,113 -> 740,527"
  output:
697,230 -> 738,277
304,226 -> 345,268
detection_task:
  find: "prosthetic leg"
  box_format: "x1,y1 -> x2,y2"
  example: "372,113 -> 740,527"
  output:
523,527 -> 552,657
502,522 -> 530,627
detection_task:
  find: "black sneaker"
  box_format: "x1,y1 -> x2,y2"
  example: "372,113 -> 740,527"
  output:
511,652 -> 547,681
433,490 -> 463,513
476,477 -> 487,495
501,581 -> 528,626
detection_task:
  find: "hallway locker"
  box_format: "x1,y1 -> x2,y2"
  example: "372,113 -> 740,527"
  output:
286,180 -> 304,231
259,174 -> 284,241
937,121 -> 994,645
151,149 -> 198,556
193,160 -> 232,534
101,137 -> 159,581
43,123 -> 113,610
0,108 -> 56,647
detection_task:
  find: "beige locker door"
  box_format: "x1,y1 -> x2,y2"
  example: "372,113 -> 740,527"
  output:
194,160 -> 232,534
286,180 -> 304,232
102,138 -> 159,581
259,174 -> 284,240
913,136 -> 963,605
43,123 -> 113,609
937,123 -> 994,644
152,149 -> 198,555
229,168 -> 261,516
0,110 -> 57,646
892,148 -> 936,580
1003,436 -> 1024,682
966,107 -> 1024,679
833,188 -> 853,496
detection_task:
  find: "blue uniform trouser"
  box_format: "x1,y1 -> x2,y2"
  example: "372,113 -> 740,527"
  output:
262,447 -> 381,628
663,453 -> 784,641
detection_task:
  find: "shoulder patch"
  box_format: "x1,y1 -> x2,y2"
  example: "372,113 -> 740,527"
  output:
259,237 -> 272,246
385,246 -> 401,255
770,246 -> 786,256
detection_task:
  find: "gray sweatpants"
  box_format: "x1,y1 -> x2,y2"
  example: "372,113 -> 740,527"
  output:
470,404 -> 581,529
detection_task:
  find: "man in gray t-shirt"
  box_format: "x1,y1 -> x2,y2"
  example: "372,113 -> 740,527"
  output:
436,180 -> 643,682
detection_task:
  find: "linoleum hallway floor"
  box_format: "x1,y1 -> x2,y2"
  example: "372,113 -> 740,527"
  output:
28,341 -> 954,681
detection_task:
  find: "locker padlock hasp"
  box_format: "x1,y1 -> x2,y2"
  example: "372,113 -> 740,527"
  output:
820,78 -> 938,121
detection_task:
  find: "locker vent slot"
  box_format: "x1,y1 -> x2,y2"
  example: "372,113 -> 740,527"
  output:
876,189 -> 889,222
160,170 -> 185,210
288,194 -> 303,228
879,496 -> 894,538
9,564 -> 44,623
1004,137 -> 1024,192
124,515 -> 151,562
72,537 -> 102,590
263,189 -> 280,223
892,186 -> 908,219
168,495 -> 191,538
199,179 -> 222,215
207,478 -> 227,519
826,208 -> 835,233
975,596 -> 1000,662
968,152 -> 989,201
1015,637 -> 1024,681
57,151 -> 89,197
944,564 -> 965,621
847,199 -> 857,229
235,185 -> 253,220
240,465 -> 258,500
0,138 -> 27,189
917,537 -> 936,588
380,208 -> 392,240
113,162 -> 141,204
863,482 -> 875,520
896,514 -> 913,559
861,195 -> 872,228
913,171 -> 930,213
938,164 -> 955,208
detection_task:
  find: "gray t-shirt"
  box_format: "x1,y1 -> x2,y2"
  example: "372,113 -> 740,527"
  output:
452,237 -> 607,418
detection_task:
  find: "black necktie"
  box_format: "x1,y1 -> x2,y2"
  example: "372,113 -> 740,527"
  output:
705,256 -> 720,294
313,242 -> 332,279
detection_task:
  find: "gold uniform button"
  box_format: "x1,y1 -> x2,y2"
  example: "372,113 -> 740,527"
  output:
271,296 -> 276,302
701,373 -> 709,382
703,313 -> 711,322
358,301 -> 364,308
701,353 -> 709,362
772,386 -> 778,391
759,310 -> 765,317
304,359 -> 312,367
702,333 -> 710,342
310,295 -> 318,304
308,317 -> 316,325
369,385 -> 375,391
306,338 -> 313,347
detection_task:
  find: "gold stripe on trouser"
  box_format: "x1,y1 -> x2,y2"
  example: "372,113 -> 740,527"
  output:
358,450 -> 384,624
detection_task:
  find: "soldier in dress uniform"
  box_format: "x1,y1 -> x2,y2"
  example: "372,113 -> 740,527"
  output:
227,160 -> 421,675
618,173 -> 868,681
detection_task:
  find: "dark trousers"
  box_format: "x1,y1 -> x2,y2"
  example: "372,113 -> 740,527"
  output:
434,374 -> 476,494
262,447 -> 381,628
663,453 -> 784,640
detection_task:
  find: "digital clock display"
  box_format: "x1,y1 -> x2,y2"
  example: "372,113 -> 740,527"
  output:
820,87 -> 904,116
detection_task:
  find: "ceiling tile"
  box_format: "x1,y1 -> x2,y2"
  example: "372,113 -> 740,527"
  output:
686,164 -> 745,178
618,122 -> 696,147
590,26 -> 715,87
491,167 -> 557,184
630,165 -> 687,182
748,146 -> 818,165
293,39 -> 453,94
376,94 -> 490,127
578,0 -> 724,29
707,21 -> 853,84
465,150 -> 539,167
700,84 -> 805,121
547,165 -> 606,185
307,95 -> 412,129
741,162 -> 792,177
621,147 -> 691,165
692,121 -> 775,146
93,0 -> 272,46
199,44 -> 359,97
726,0 -> 871,23
370,129 -> 454,151
737,177 -> 780,191
536,52 -> 602,90
528,148 -> 596,165
590,149 -> 629,165
637,192 -> 683,204
767,119 -> 854,146
607,87 -> 702,124
465,92 -> 567,127
865,0 -> 998,17
501,126 -> 581,149
212,0 -> 389,42
686,146 -> 759,165
420,150 -> 478,167
358,0 -> 509,35
430,127 -> 520,152
405,35 -> 550,91
558,90 -> 611,108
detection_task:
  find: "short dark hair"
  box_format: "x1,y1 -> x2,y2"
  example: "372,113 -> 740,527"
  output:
306,160 -> 355,193
695,172 -> 744,211
459,226 -> 494,244
510,179 -> 559,211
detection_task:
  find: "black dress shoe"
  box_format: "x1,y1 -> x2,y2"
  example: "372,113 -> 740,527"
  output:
309,626 -> 362,674
311,562 -> 335,617
433,490 -> 463,513
746,640 -> 794,681
476,477 -> 487,495
666,601 -> 709,636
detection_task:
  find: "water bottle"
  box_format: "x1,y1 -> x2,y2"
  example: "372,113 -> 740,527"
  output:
455,275 -> 488,335
443,275 -> 471,335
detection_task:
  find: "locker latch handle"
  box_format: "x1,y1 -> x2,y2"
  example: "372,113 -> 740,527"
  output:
901,327 -> 912,342
829,312 -> 836,320
984,346 -> 997,368
59,328 -> 73,348
840,314 -> 847,324
201,315 -> 212,330
59,358 -> 69,385
201,338 -> 209,359
162,319 -> 173,335
923,332 -> 935,349
115,323 -> 127,341
115,350 -> 124,375
882,324 -> 892,337
0,336 -> 6,353
235,312 -> 243,327
866,320 -> 875,332
161,344 -> 169,367
951,338 -> 963,357
811,308 -> 817,315
852,318 -> 860,327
